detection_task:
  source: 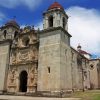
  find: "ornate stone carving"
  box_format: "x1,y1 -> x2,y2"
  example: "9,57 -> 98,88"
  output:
29,49 -> 35,60
28,67 -> 35,86
27,67 -> 37,92
10,52 -> 16,64
18,50 -> 29,62
8,68 -> 18,86
21,26 -> 31,34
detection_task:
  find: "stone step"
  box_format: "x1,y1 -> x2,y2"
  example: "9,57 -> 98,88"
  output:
0,95 -> 81,100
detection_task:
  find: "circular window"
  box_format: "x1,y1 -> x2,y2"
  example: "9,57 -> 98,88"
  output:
90,64 -> 94,70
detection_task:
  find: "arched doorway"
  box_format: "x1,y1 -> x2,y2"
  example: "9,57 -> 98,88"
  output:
19,71 -> 28,92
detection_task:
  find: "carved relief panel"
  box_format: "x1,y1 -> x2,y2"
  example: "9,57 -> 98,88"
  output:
27,66 -> 37,92
29,47 -> 38,61
18,49 -> 30,63
7,68 -> 18,92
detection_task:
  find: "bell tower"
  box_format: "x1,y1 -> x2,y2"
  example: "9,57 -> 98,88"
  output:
43,2 -> 68,31
38,2 -> 72,93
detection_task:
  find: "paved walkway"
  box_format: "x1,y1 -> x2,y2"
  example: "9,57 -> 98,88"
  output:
0,95 -> 81,100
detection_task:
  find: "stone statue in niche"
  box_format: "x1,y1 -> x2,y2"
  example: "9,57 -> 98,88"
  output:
28,67 -> 35,86
8,68 -> 17,85
32,48 -> 38,60
28,67 -> 37,87
11,53 -> 16,64
29,48 -> 37,60
27,67 -> 37,92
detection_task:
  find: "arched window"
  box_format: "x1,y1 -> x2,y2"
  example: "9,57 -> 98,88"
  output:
4,30 -> 7,39
63,17 -> 66,29
48,15 -> 53,27
90,64 -> 94,70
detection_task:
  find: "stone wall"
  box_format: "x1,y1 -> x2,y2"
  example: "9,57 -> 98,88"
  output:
89,59 -> 100,89
38,29 -> 61,91
0,41 -> 10,92
37,28 -> 72,92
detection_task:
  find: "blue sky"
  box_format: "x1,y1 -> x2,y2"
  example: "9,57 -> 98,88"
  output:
0,0 -> 100,58
0,0 -> 100,25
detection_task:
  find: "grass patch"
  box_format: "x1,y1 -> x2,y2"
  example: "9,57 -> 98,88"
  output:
71,90 -> 100,100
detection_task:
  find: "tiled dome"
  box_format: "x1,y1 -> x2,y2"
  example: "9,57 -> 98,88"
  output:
48,2 -> 64,10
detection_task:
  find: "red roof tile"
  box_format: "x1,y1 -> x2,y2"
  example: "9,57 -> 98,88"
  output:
48,2 -> 64,10
79,50 -> 91,55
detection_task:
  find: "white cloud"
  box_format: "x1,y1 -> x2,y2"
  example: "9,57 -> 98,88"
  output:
35,22 -> 43,30
65,6 -> 100,55
0,0 -> 42,10
31,6 -> 100,56
0,13 -> 5,21
0,11 -> 5,25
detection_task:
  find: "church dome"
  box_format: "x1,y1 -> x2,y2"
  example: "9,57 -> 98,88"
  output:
48,2 -> 64,11
5,20 -> 20,29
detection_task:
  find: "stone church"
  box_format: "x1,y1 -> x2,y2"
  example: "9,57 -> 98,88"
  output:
0,2 -> 100,96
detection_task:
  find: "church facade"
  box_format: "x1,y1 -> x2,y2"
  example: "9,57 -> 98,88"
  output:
0,2 -> 100,96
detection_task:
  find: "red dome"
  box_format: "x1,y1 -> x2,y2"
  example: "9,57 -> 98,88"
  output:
48,2 -> 64,10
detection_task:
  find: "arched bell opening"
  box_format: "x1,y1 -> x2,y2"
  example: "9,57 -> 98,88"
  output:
48,15 -> 53,27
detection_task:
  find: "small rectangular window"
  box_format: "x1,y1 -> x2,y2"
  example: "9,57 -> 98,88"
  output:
48,67 -> 50,73
65,49 -> 67,61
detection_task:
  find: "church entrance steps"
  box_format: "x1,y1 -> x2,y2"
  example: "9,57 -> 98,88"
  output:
0,95 -> 81,100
